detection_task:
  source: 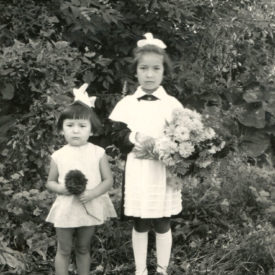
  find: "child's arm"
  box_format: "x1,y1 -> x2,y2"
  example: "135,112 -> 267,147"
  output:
78,154 -> 113,204
108,120 -> 154,151
45,159 -> 70,195
108,120 -> 135,154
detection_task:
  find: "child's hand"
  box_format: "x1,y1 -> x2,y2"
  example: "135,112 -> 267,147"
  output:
140,137 -> 155,148
57,185 -> 71,196
133,133 -> 156,159
78,190 -> 95,204
136,132 -> 155,146
136,133 -> 155,148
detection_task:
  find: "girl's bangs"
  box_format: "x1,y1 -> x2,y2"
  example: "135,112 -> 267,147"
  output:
57,102 -> 103,135
64,103 -> 91,120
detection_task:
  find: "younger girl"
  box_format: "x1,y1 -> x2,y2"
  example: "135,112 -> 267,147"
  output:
109,33 -> 183,275
46,85 -> 117,275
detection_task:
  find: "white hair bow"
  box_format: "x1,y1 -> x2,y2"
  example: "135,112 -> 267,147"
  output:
137,33 -> 166,49
73,83 -> 96,108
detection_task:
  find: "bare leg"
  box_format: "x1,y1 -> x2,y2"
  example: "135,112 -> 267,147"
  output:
75,226 -> 95,275
152,217 -> 170,234
55,228 -> 74,275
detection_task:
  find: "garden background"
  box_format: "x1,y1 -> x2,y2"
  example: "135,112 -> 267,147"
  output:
0,0 -> 275,274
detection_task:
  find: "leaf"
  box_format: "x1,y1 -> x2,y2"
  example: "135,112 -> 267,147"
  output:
0,241 -> 25,271
1,83 -> 15,100
83,70 -> 96,83
0,115 -> 16,143
54,41 -> 70,49
50,94 -> 71,105
11,173 -> 21,180
243,88 -> 264,103
48,16 -> 59,24
259,190 -> 270,197
240,130 -> 270,157
237,106 -> 265,128
71,0 -> 80,6
264,97 -> 275,117
271,187 -> 275,201
33,207 -> 43,216
1,68 -> 14,76
84,51 -> 96,58
1,149 -> 9,156
0,251 -> 23,269
29,189 -> 39,195
266,205 -> 275,214
21,221 -> 36,237
96,56 -> 112,66
27,233 -> 55,260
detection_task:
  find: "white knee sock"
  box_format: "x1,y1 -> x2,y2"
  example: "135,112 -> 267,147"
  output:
156,229 -> 172,274
132,228 -> 148,275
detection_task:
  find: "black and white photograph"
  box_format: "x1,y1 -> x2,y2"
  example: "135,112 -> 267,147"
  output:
0,0 -> 275,274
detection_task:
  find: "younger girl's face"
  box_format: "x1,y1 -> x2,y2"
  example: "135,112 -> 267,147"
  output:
62,118 -> 92,146
137,52 -> 164,93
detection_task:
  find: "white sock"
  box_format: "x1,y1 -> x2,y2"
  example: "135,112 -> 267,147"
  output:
156,229 -> 172,274
132,228 -> 148,275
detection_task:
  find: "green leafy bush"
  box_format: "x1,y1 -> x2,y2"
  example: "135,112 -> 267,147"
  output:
172,153 -> 275,274
0,0 -> 275,274
171,223 -> 275,275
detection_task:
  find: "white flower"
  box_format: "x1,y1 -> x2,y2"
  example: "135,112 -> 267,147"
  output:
163,124 -> 177,139
155,137 -> 177,160
204,127 -> 216,139
134,105 -> 224,182
177,108 -> 202,122
178,142 -> 195,158
208,146 -> 218,154
198,159 -> 213,168
174,126 -> 190,142
208,141 -> 225,154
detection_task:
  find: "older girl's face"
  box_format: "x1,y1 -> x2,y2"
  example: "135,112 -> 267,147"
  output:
136,52 -> 164,94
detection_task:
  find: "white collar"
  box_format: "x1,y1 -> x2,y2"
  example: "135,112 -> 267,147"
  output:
134,86 -> 167,100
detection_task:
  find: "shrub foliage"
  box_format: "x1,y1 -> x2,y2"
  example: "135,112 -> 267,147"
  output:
0,0 -> 275,274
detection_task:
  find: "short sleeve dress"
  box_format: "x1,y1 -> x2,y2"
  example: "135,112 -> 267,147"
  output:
46,142 -> 117,228
109,86 -> 183,218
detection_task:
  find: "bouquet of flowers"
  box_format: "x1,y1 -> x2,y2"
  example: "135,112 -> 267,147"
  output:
65,170 -> 100,221
133,108 -> 225,189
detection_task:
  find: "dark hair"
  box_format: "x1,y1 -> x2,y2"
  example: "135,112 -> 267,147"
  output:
132,44 -> 172,75
57,101 -> 103,135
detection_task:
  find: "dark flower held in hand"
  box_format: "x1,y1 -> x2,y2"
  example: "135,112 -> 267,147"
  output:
64,169 -> 101,222
65,170 -> 88,195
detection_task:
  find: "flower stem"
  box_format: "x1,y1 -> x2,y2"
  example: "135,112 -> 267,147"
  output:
83,204 -> 101,222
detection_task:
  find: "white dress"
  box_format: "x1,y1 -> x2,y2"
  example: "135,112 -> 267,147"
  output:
46,143 -> 117,228
109,86 -> 183,218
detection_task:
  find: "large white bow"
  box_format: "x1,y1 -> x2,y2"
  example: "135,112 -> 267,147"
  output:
137,33 -> 166,49
73,83 -> 96,108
